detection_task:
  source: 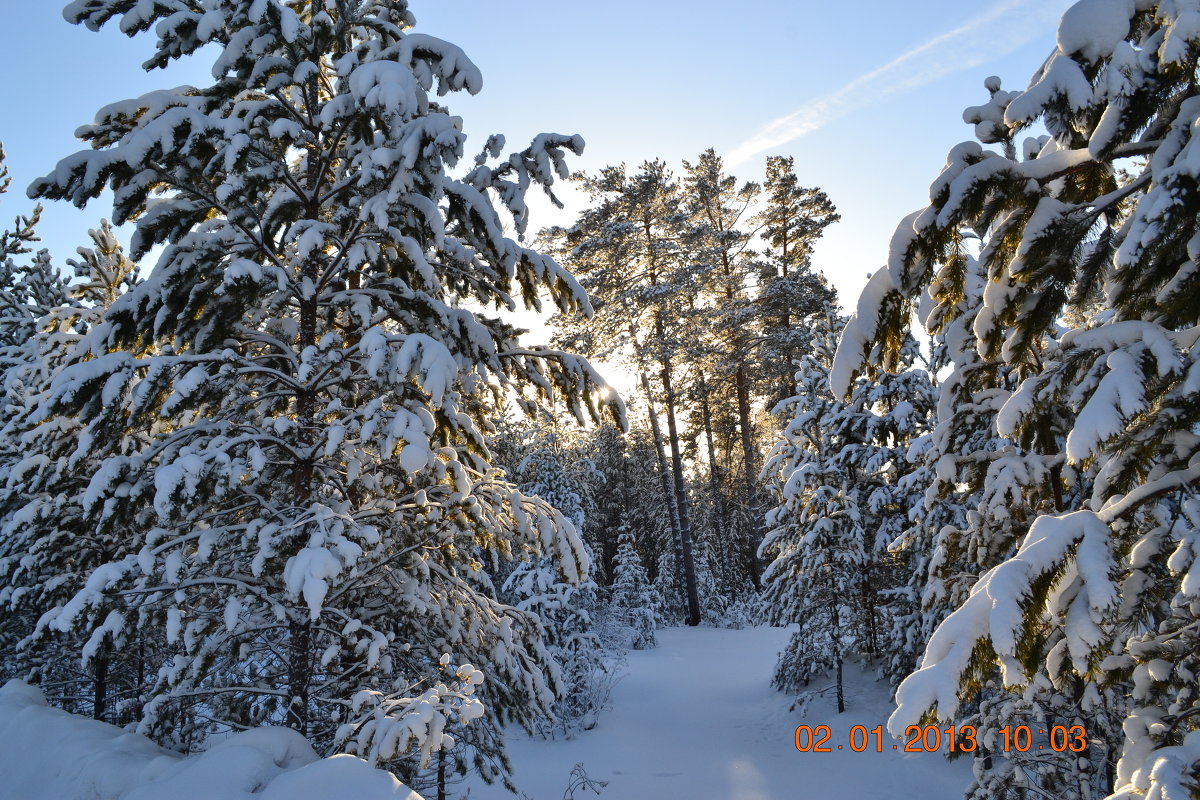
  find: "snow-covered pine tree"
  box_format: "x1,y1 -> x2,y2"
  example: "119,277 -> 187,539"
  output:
763,310 -> 933,711
753,155 -> 839,410
510,417 -> 596,537
679,149 -> 764,597
886,253 -> 999,671
0,143 -> 65,378
760,313 -> 864,712
0,222 -> 141,724
497,417 -> 611,740
609,525 -> 656,649
834,3 -> 1200,796
652,549 -> 681,626
65,221 -> 141,319
0,142 -> 73,695
551,160 -> 703,625
893,250 -> 1113,800
27,0 -> 619,786
500,558 -> 607,739
0,142 -> 43,270
838,333 -> 936,679
582,421 -> 634,582
693,543 -> 732,625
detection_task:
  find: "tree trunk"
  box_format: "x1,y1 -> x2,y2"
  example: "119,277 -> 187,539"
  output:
638,369 -> 686,607
288,249 -> 318,735
734,363 -> 765,585
437,747 -> 447,800
1037,415 -> 1066,513
632,209 -> 698,621
835,652 -> 845,714
696,370 -> 731,585
628,323 -> 687,610
286,618 -> 312,735
860,563 -> 880,659
830,585 -> 845,714
92,641 -> 109,722
659,352 -> 701,626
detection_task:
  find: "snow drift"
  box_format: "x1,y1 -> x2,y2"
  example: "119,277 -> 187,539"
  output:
0,680 -> 424,800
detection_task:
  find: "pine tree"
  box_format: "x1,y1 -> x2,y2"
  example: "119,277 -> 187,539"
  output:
0,143 -> 75,699
0,143 -> 65,377
835,3 -> 1200,795
839,334 -> 936,679
551,161 -> 703,625
0,142 -> 43,270
679,148 -> 765,596
753,155 -> 839,409
496,414 -> 611,739
26,1 -> 618,787
583,420 -> 658,586
760,313 -> 861,711
553,151 -> 840,616
763,311 -> 933,710
676,151 -> 840,601
0,222 -> 141,724
501,558 -> 608,739
609,525 -> 656,649
651,549 -> 680,627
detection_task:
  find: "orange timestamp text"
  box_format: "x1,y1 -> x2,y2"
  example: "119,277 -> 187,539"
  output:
794,724 -> 1088,754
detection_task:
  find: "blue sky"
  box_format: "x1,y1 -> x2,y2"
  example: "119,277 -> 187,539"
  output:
0,0 -> 1075,307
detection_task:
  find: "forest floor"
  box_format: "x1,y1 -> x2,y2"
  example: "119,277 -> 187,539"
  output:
463,626 -> 972,800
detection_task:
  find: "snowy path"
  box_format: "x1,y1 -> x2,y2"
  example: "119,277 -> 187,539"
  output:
465,626 -> 971,799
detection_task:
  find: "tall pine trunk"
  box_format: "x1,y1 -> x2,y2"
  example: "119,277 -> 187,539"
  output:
628,323 -> 686,605
696,370 -> 731,584
718,233 -> 765,587
659,350 -> 701,626
734,363 -> 764,585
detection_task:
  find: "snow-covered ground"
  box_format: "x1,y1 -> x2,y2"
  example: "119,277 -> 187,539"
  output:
465,626 -> 971,800
0,628 -> 973,800
0,680 -> 423,800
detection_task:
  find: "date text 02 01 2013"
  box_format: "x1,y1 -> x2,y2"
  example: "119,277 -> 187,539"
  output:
794,724 -> 1089,754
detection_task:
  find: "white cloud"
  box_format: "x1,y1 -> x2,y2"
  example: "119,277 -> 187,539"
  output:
727,0 -> 1072,166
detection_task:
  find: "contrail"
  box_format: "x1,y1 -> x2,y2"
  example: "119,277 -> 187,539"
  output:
727,0 -> 1073,166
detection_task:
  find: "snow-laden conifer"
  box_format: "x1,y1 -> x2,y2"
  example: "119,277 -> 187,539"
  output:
763,311 -> 933,710
0,222 -> 141,723
753,155 -> 839,409
609,525 -> 656,650
497,421 -> 611,740
833,2 -> 1200,795
760,315 -> 863,710
25,1 -> 619,784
